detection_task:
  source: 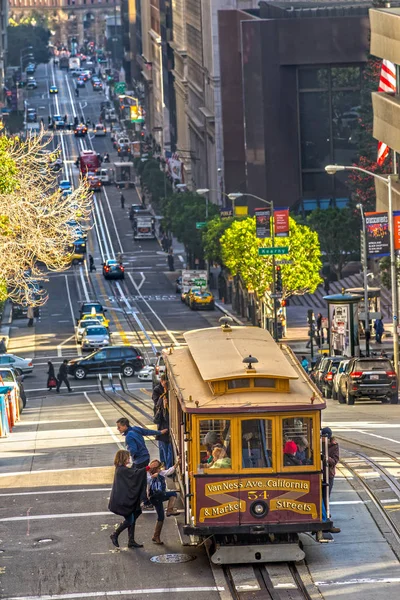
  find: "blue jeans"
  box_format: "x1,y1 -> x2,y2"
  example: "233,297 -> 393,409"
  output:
159,441 -> 173,469
151,491 -> 177,521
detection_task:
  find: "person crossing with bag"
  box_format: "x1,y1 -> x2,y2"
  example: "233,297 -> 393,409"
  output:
47,361 -> 57,391
147,458 -> 180,545
108,450 -> 147,549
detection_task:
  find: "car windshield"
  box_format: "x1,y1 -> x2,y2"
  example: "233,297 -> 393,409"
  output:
80,320 -> 100,329
85,327 -> 107,336
83,304 -> 103,313
355,360 -> 393,371
0,371 -> 15,382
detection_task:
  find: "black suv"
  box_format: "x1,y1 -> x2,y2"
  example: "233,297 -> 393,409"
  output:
68,346 -> 144,379
338,357 -> 398,405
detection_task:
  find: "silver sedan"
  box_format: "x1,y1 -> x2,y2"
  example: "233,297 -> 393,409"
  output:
81,326 -> 111,351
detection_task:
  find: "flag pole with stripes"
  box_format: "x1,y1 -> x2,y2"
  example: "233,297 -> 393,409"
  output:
377,60 -> 396,166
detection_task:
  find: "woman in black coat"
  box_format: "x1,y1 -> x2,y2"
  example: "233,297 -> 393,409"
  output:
47,361 -> 56,390
108,450 -> 147,548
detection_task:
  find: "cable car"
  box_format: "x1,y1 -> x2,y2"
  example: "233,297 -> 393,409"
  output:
164,320 -> 332,564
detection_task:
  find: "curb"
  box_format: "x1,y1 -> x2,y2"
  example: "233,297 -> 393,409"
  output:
214,301 -> 246,326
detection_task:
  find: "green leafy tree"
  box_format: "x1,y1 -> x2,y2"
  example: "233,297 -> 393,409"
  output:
202,217 -> 234,265
7,23 -> 51,66
220,217 -> 322,299
162,192 -> 219,265
306,206 -> 360,279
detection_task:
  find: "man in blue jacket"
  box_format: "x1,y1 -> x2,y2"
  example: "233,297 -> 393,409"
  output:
117,417 -> 168,508
116,417 -> 168,469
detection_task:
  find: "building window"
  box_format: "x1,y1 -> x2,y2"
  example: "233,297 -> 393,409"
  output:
298,65 -> 362,210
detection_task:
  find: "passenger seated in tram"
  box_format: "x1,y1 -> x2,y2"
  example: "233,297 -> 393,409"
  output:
209,444 -> 232,469
283,441 -> 302,467
293,436 -> 309,464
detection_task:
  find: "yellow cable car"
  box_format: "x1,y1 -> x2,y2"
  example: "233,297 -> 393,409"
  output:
164,322 -> 331,564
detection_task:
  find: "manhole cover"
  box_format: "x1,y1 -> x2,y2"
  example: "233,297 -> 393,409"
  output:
150,553 -> 196,564
37,538 -> 53,544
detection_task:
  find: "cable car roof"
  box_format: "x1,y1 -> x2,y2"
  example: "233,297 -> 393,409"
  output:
183,326 -> 299,382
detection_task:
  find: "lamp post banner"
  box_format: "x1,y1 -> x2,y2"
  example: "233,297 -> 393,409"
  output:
274,208 -> 289,236
365,211 -> 390,257
393,211 -> 400,251
255,208 -> 271,239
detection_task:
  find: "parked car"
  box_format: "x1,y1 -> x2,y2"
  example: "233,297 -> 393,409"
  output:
0,354 -> 33,374
81,325 -> 111,351
312,356 -> 336,391
338,357 -> 398,405
152,354 -> 166,387
332,359 -> 350,400
319,356 -> 345,398
68,346 -> 144,379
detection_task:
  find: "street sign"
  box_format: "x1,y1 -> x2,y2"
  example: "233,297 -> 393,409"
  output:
276,259 -> 293,265
193,278 -> 207,286
114,82 -> 126,95
196,222 -> 206,229
270,293 -> 283,299
258,247 -> 289,256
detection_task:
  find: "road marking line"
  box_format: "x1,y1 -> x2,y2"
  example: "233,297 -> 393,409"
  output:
0,488 -> 111,497
0,465 -> 114,478
316,577 -> 400,586
79,266 -> 90,302
64,275 -> 82,356
0,512 -> 110,522
178,255 -> 184,263
2,587 -> 225,600
84,392 -> 123,449
56,334 -> 76,358
127,272 -> 180,347
137,271 -> 146,290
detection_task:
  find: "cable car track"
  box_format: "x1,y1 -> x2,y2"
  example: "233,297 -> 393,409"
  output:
222,563 -> 313,600
339,449 -> 400,553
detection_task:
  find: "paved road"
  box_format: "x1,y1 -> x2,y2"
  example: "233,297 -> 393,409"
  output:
2,61 -> 400,600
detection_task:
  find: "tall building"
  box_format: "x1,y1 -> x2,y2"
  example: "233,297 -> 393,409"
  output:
170,0 -> 258,202
8,0 -> 119,47
218,0 -> 370,212
0,0 -> 8,106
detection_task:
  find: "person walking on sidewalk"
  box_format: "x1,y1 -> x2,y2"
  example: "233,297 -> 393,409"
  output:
120,192 -> 125,209
147,458 -> 180,545
109,450 -> 147,549
56,359 -> 72,393
0,337 -> 7,354
374,318 -> 384,343
47,361 -> 57,390
27,305 -> 34,327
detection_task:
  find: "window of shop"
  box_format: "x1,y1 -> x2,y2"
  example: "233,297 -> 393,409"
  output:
282,416 -> 314,467
241,419 -> 273,469
298,65 -> 362,210
199,419 -> 232,470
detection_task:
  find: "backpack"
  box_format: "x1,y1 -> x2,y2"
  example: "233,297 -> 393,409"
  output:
149,474 -> 166,498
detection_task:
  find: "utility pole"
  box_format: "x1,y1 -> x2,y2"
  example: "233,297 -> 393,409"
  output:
357,203 -> 370,356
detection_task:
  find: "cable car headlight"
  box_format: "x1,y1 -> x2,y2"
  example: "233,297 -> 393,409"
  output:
250,501 -> 269,519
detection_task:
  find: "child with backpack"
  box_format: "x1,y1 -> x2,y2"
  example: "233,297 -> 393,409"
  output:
147,457 -> 180,544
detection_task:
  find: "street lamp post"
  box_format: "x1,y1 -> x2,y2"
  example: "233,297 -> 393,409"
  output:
326,164 -> 399,371
356,202 -> 370,357
196,188 -> 210,219
228,192 -> 278,341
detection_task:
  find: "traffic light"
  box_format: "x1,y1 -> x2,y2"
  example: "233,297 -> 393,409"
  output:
307,309 -> 314,326
275,266 -> 282,293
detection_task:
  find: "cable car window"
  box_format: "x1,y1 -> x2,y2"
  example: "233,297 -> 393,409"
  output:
253,378 -> 275,388
241,419 -> 273,468
200,419 -> 231,469
282,417 -> 313,467
227,378 -> 250,390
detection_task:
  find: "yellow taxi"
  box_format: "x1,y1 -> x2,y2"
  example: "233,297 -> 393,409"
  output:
81,312 -> 110,329
188,289 -> 215,311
